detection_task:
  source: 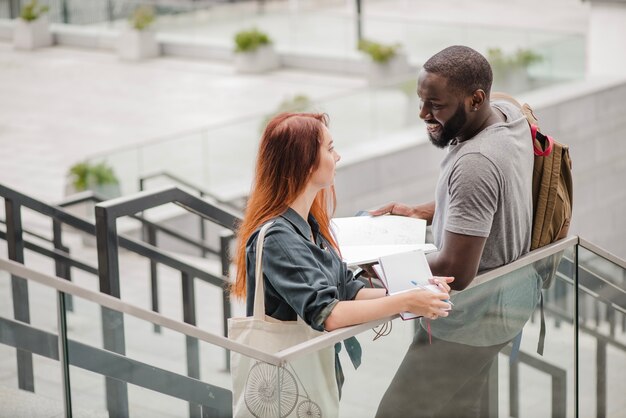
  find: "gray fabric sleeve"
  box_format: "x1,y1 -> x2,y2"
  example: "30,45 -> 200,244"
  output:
445,153 -> 503,238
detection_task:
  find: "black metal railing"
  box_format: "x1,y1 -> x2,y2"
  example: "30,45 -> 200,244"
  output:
94,186 -> 239,418
0,183 -> 240,418
56,189 -> 231,333
0,258 -> 235,418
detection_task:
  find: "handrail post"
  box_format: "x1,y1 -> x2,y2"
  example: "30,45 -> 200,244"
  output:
199,191 -> 207,258
182,271 -> 201,418
95,205 -> 129,418
220,231 -> 233,372
144,223 -> 161,333
596,339 -> 607,418
5,198 -> 34,392
509,358 -> 519,417
574,244 -> 580,418
53,219 -> 74,312
57,288 -> 73,417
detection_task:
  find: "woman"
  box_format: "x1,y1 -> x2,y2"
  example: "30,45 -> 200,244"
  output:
233,112 -> 452,332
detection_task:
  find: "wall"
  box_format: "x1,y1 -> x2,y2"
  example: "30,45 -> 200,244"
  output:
335,77 -> 626,260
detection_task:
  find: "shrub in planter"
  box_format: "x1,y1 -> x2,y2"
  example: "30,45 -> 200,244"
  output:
14,0 -> 52,50
358,39 -> 400,64
487,47 -> 543,92
233,28 -> 279,73
118,5 -> 159,61
359,39 -> 410,84
67,161 -> 121,199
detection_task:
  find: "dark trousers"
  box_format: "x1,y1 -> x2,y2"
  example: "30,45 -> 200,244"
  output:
375,328 -> 509,418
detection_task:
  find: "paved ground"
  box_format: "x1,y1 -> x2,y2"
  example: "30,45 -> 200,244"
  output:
0,0 -> 590,205
0,41 -> 366,203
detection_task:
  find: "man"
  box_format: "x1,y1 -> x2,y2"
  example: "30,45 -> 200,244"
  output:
373,45 -> 539,417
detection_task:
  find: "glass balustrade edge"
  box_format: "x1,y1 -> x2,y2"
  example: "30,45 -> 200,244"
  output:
579,237 -> 626,269
469,235 -> 579,288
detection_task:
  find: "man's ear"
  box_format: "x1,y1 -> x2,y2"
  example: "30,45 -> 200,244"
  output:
470,89 -> 487,110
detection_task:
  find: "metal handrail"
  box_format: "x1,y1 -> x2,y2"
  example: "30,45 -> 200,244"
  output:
0,257 -> 277,364
57,189 -> 223,256
579,237 -> 626,270
276,236 -> 582,363
0,183 -> 229,287
139,170 -> 242,212
3,234 -> 620,363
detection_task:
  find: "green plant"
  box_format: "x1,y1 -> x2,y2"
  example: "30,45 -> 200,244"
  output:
358,39 -> 400,64
234,28 -> 271,53
20,0 -> 49,22
130,5 -> 155,31
487,47 -> 543,71
68,161 -> 119,191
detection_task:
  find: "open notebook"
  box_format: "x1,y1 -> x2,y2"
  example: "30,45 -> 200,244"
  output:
331,215 -> 437,267
373,249 -> 446,320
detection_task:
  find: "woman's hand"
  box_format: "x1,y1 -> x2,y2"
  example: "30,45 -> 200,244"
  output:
403,288 -> 451,320
429,276 -> 454,293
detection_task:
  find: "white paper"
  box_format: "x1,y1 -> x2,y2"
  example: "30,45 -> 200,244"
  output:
331,215 -> 437,266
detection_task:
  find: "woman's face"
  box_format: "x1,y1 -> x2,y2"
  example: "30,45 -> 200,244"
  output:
310,126 -> 340,189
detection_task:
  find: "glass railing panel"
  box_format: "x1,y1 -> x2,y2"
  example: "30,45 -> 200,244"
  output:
0,258 -> 236,418
203,117 -> 261,199
62,283 -> 233,417
0,269 -> 66,414
332,244 -> 578,417
577,245 -> 626,418
140,132 -> 205,193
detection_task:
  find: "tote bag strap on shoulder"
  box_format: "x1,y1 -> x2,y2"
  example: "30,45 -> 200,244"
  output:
252,221 -> 275,320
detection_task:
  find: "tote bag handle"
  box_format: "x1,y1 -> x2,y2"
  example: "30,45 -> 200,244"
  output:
252,221 -> 274,320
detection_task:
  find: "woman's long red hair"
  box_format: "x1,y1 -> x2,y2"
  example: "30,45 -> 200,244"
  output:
231,112 -> 339,299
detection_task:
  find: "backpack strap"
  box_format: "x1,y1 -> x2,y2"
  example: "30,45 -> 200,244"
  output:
531,125 -> 554,157
537,292 -> 546,356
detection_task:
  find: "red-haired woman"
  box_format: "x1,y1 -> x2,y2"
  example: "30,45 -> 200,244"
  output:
233,112 -> 452,333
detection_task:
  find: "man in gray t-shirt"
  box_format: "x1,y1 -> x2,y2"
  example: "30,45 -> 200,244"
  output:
374,46 -> 538,418
432,99 -> 533,273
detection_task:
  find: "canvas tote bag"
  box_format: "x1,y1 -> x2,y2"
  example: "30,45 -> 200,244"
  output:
229,222 -> 339,418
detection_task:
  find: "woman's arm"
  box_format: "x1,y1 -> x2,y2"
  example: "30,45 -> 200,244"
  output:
324,285 -> 451,331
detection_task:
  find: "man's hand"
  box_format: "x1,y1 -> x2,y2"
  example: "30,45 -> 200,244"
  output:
369,202 -> 416,217
369,201 -> 436,225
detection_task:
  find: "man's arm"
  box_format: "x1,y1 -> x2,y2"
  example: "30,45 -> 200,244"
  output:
427,230 -> 486,291
369,201 -> 436,225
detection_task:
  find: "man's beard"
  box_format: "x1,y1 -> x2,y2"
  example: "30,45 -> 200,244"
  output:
427,103 -> 467,149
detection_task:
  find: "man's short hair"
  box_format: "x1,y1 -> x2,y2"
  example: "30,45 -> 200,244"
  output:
423,45 -> 493,96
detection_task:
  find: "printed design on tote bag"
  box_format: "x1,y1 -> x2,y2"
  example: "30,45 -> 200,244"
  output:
244,361 -> 322,418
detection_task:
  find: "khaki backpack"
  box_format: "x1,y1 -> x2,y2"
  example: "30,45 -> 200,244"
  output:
492,93 -> 574,355
492,93 -> 573,250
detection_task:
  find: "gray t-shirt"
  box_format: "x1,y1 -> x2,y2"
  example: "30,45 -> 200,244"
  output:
432,100 -> 534,272
427,101 -> 538,346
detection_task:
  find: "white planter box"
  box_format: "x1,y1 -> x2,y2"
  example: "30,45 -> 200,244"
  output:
118,29 -> 159,61
234,45 -> 279,74
367,53 -> 411,85
13,17 -> 52,50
